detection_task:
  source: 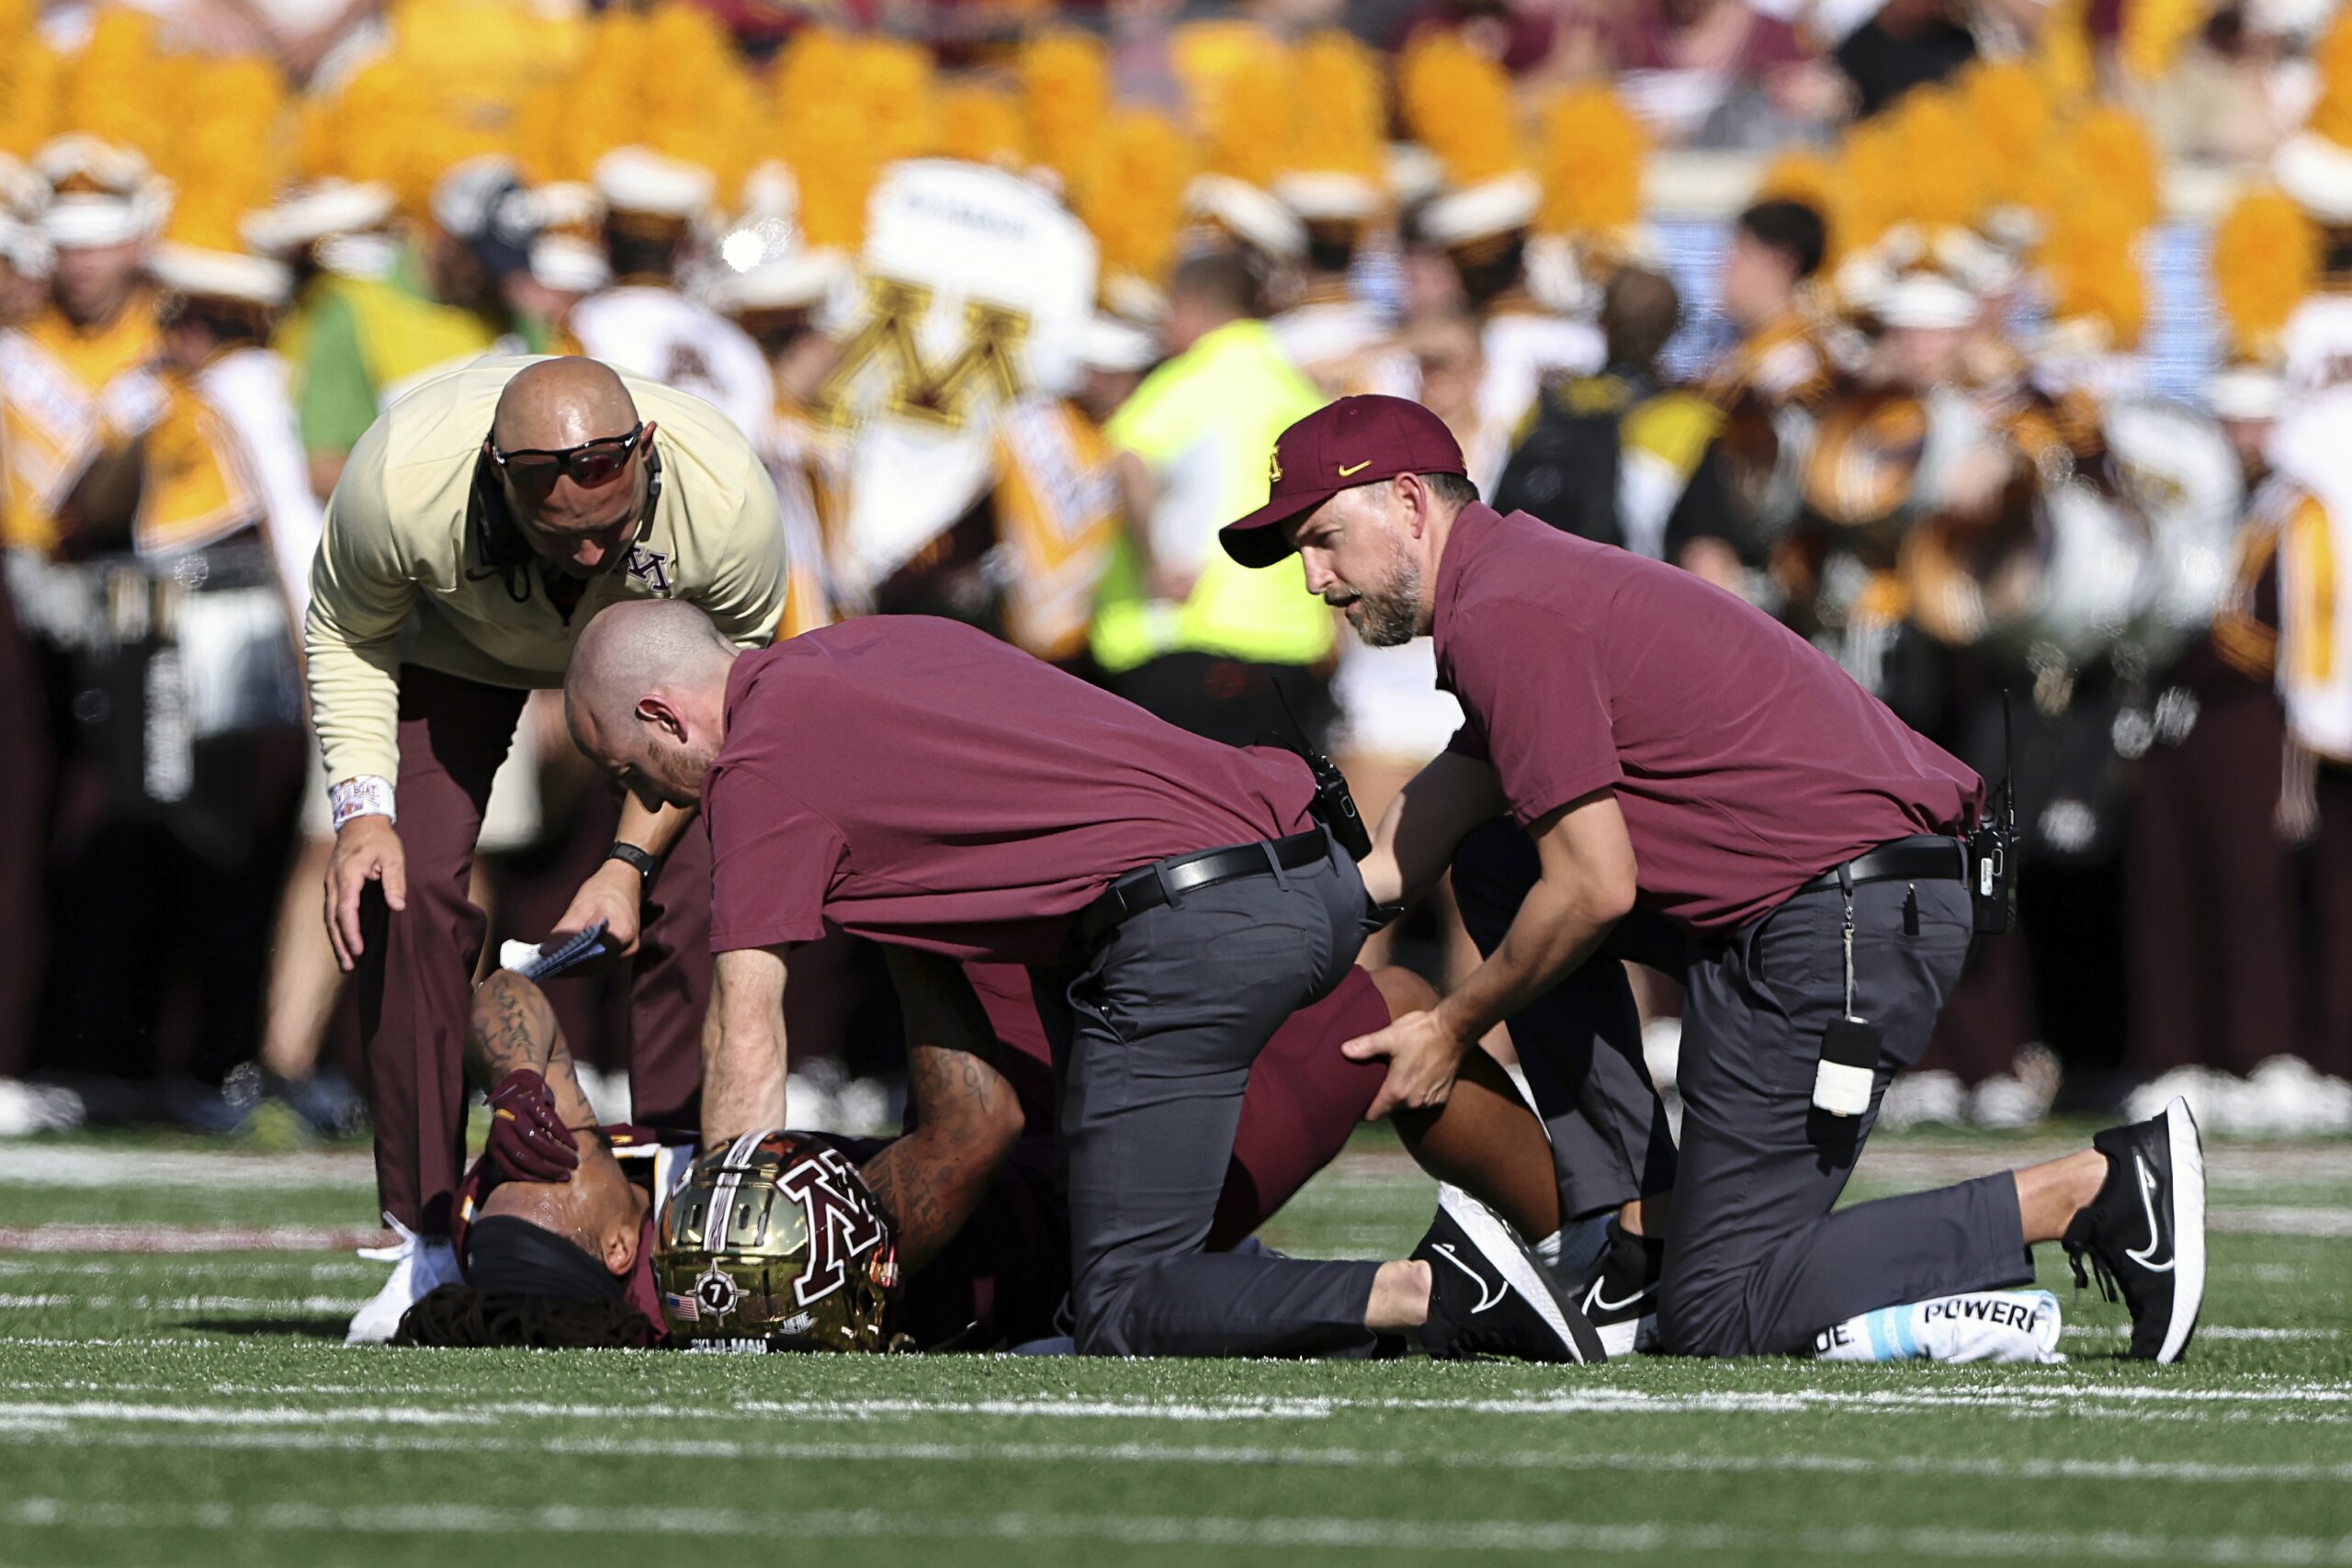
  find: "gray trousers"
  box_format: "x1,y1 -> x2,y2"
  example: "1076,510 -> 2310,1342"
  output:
1661,878 -> 2031,1355
1034,833 -> 1382,1357
1455,821 -> 2032,1357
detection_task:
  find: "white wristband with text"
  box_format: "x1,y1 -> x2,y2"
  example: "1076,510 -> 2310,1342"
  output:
329,775 -> 397,829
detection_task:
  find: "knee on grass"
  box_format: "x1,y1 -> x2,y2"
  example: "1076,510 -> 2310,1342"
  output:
1068,1264 -> 1151,1357
1655,1271 -> 1788,1359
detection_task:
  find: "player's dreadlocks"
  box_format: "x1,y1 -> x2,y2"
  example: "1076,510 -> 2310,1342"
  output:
390,1284 -> 663,1350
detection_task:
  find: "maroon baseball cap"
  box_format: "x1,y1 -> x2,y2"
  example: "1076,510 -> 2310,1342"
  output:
1219,395 -> 1468,569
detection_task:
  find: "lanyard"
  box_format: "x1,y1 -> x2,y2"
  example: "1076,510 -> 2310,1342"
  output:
1837,863 -> 1860,1023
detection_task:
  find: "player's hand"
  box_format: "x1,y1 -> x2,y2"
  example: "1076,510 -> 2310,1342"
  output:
552,861 -> 643,955
1342,1009 -> 1471,1122
324,816 -> 405,972
485,1068 -> 579,1182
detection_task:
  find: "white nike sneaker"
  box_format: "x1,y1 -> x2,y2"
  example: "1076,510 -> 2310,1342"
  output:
345,1214 -> 462,1345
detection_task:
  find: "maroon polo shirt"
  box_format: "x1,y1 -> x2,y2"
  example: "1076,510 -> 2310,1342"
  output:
1435,503 -> 1982,933
705,616 -> 1317,962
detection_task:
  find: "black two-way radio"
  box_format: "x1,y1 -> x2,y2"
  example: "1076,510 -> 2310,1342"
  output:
1967,690 -> 2019,935
1264,683 -> 1374,862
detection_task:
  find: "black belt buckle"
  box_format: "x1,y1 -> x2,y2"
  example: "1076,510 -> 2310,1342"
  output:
1080,874 -> 1144,947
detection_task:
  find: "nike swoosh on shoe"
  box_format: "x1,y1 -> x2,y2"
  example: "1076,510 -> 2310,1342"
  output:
2123,1153 -> 2173,1273
1431,1242 -> 1507,1314
1585,1280 -> 1658,1317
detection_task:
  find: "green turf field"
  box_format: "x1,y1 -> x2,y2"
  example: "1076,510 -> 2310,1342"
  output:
1,1127 -> 2348,1567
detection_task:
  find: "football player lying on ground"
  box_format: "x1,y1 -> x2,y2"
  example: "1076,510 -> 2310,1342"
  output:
394,952 -> 1597,1358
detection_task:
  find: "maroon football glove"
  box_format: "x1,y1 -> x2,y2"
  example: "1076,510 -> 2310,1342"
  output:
485,1068 -> 580,1182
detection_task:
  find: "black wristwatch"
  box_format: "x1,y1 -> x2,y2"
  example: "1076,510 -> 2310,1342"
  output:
605,841 -> 662,897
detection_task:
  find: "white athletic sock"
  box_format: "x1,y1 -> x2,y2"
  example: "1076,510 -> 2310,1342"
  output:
1812,1290 -> 2064,1365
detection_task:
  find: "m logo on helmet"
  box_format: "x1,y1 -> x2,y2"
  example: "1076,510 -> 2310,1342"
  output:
1269,445 -> 1283,483
779,1146 -> 888,1306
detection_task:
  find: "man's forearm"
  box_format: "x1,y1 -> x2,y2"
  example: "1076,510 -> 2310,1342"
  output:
703,946 -> 789,1143
465,971 -> 601,1128
615,795 -> 695,861
1365,753 -> 1508,910
1433,876 -> 1619,1046
304,616 -> 407,793
861,948 -> 1023,1272
860,1043 -> 1021,1275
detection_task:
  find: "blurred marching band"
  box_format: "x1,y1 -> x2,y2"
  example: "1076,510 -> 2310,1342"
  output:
2,0 -> 2350,1143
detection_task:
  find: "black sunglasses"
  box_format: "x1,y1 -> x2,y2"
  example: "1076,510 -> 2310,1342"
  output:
488,423 -> 647,500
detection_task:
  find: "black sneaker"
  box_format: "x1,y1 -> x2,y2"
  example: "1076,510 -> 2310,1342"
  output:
1414,1187 -> 1606,1364
1577,1218 -> 1667,1358
2062,1095 -> 2206,1363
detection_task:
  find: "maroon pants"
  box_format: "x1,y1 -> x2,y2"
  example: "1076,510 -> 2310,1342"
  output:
2127,685 -> 2301,1078
355,667 -> 712,1234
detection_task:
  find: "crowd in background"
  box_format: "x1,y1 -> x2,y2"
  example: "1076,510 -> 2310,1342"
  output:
3,0 -> 2351,1145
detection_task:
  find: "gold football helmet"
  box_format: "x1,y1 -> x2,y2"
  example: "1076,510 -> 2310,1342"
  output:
655,1130 -> 898,1352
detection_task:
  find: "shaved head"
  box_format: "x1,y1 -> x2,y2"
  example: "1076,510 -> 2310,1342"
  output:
566,600 -> 741,810
490,358 -> 657,579
492,356 -> 639,451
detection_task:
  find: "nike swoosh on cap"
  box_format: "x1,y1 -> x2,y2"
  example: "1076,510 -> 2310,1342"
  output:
1338,460 -> 1371,476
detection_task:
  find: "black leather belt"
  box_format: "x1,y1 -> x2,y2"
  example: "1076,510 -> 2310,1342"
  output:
1079,829 -> 1330,946
1804,833 -> 1968,892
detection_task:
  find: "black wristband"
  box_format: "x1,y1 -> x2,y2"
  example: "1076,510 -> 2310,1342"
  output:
605,841 -> 662,894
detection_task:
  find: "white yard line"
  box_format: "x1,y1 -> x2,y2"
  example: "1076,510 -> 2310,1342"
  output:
0,1295 -> 368,1314
0,1225 -> 377,1254
1,1425 -> 2346,1487
5,1380 -> 2352,1431
0,1258 -> 375,1279
2211,1207 -> 2352,1238
2062,1325 -> 2340,1341
5,1498 -> 2349,1563
0,1148 -> 372,1188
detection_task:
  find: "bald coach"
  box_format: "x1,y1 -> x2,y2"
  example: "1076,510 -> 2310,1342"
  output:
305,354 -> 791,1340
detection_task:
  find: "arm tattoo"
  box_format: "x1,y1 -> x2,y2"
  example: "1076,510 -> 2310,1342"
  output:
861,1042 -> 1014,1275
860,948 -> 1022,1273
463,975 -> 560,1093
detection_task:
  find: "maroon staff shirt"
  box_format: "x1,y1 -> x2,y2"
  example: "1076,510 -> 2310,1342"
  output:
705,616 -> 1317,962
1435,504 -> 1983,934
